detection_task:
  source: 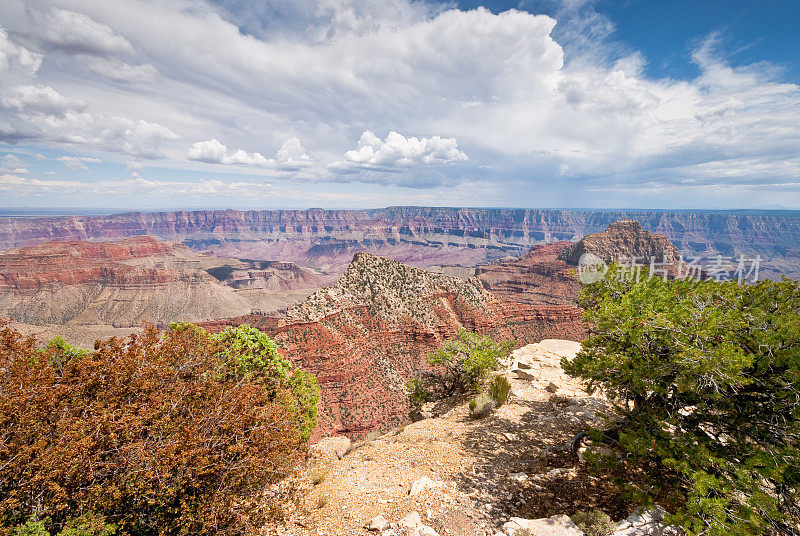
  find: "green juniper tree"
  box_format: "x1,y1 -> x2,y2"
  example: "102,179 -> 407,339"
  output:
564,265 -> 800,535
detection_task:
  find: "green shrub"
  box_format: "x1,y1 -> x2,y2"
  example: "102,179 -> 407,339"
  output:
564,265 -> 800,535
487,374 -> 511,406
284,368 -> 320,442
13,518 -> 49,536
427,331 -> 513,395
56,514 -> 117,536
211,325 -> 320,441
212,324 -> 291,379
41,336 -> 87,371
571,509 -> 614,536
407,377 -> 428,411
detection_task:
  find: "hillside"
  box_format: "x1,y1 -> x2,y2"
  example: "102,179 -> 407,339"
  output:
205,253 -> 584,439
477,241 -> 580,306
0,237 -> 326,336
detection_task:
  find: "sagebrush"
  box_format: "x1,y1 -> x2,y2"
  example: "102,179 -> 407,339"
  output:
487,374 -> 511,406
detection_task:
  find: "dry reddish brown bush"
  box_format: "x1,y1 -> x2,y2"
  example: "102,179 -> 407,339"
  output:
0,322 -> 307,536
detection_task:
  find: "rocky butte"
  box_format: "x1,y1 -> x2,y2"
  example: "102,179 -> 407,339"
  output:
203,221 -> 691,439
558,219 -> 680,266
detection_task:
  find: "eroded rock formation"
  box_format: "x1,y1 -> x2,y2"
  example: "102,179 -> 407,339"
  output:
558,219 -> 680,266
0,237 -> 256,326
205,252 -> 584,438
0,237 -> 328,327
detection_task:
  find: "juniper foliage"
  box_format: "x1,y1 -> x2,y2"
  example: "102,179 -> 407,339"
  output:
564,266 -> 800,535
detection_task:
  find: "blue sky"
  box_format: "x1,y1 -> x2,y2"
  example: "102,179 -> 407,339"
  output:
1,0 -> 799,211
470,0 -> 800,80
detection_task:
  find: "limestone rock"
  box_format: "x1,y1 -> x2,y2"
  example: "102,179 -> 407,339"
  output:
365,514 -> 390,532
409,476 -> 445,496
507,472 -> 529,483
503,514 -> 584,536
610,507 -> 681,536
397,511 -> 440,536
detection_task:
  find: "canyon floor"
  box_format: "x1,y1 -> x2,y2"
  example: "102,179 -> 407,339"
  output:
274,340 -> 638,536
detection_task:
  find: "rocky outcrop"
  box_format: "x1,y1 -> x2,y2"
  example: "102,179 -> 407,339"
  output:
205,253 -> 584,439
558,220 -> 680,266
271,254 -> 503,438
284,252 -> 492,325
1,207 -> 798,279
477,242 -> 580,306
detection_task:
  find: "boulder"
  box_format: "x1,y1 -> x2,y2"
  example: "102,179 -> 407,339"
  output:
503,514 -> 584,536
397,511 -> 440,536
611,507 -> 682,536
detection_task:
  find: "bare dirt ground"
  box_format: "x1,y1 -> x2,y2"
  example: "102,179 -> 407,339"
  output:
273,340 -> 626,536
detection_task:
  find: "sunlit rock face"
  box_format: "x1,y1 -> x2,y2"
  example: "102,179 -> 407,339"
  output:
558,219 -> 680,266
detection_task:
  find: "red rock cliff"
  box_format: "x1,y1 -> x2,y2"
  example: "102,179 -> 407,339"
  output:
204,252 -> 583,439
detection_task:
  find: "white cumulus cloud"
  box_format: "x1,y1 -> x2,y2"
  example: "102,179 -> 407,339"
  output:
333,131 -> 468,173
1,85 -> 87,116
187,138 -> 311,170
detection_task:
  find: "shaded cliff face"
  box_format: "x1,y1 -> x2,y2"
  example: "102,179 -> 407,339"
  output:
204,252 -> 584,439
558,219 -> 680,265
1,208 -> 798,278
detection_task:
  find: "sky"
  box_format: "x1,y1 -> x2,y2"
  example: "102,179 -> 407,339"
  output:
1,0 -> 799,211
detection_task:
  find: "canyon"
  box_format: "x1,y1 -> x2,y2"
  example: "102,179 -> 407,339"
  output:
200,220 -> 706,438
203,251 -> 585,439
0,207 -> 798,279
0,218 -> 779,438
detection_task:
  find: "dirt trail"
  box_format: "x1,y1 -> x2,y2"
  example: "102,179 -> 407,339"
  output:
275,340 -> 624,536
